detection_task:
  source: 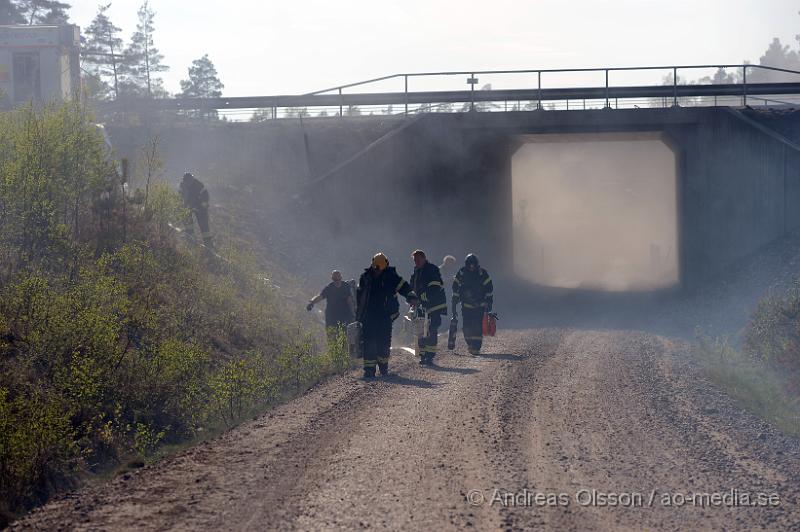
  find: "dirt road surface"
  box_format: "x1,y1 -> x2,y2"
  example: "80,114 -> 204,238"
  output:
12,329 -> 800,531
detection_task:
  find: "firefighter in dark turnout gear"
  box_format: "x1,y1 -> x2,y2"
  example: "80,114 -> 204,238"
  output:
409,250 -> 447,366
357,253 -> 417,378
452,254 -> 494,355
179,172 -> 212,248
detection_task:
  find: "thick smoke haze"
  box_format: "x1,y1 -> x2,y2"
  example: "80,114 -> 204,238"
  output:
512,133 -> 679,291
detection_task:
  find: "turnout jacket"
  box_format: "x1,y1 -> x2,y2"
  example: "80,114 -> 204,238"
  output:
357,266 -> 415,322
409,262 -> 447,316
179,176 -> 209,210
452,267 -> 494,310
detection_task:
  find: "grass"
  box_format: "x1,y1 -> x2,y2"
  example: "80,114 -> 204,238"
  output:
695,334 -> 800,436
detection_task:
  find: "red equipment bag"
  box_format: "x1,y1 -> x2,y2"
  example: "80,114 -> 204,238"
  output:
482,312 -> 497,337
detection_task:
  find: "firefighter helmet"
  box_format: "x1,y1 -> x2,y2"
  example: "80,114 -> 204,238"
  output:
183,172 -> 194,180
372,252 -> 389,271
465,254 -> 479,267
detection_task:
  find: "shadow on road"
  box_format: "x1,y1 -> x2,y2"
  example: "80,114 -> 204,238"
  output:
379,374 -> 440,389
475,353 -> 527,361
426,364 -> 480,375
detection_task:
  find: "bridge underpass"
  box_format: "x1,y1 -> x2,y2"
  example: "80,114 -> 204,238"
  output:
300,106 -> 800,292
103,64 -> 800,292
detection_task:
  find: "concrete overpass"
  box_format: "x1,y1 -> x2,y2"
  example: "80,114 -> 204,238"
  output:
295,106 -> 800,291
103,64 -> 800,291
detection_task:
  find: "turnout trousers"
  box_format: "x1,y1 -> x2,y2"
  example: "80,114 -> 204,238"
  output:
462,306 -> 484,355
363,316 -> 393,376
420,312 -> 442,362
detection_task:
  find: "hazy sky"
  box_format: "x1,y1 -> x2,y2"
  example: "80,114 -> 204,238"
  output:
70,0 -> 800,96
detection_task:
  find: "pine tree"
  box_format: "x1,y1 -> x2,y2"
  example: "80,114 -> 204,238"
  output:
179,54 -> 223,98
83,3 -> 124,100
0,0 -> 25,24
123,1 -> 167,97
710,67 -> 735,85
179,54 -> 223,119
15,0 -> 70,24
750,38 -> 800,82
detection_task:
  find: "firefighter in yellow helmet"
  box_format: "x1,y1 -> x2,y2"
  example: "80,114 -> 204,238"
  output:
356,253 -> 417,378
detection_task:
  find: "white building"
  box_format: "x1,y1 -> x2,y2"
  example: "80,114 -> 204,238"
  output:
0,24 -> 81,109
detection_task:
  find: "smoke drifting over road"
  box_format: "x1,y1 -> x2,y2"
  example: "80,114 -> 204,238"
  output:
512,132 -> 679,291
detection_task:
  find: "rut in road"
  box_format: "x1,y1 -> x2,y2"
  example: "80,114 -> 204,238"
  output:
11,329 -> 800,531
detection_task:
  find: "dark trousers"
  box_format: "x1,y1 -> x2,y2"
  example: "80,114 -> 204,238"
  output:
420,312 -> 442,359
363,316 -> 392,373
462,307 -> 484,353
186,206 -> 212,247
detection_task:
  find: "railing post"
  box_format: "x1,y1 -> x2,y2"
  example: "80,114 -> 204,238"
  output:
605,69 -> 610,108
338,87 -> 343,117
742,65 -> 748,107
537,71 -> 542,110
404,75 -> 409,115
470,73 -> 475,112
673,67 -> 678,107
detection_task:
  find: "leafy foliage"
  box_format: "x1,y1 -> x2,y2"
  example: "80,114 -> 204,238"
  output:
0,102 -> 349,518
744,284 -> 800,381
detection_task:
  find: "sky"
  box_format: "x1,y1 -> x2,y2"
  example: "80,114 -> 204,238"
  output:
69,0 -> 800,97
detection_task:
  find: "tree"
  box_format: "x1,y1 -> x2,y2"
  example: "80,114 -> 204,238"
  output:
0,0 -> 25,24
180,54 -> 224,120
83,3 -> 124,100
250,108 -> 275,122
123,1 -> 168,97
710,67 -> 735,85
285,107 -> 309,118
14,0 -> 70,24
749,38 -> 800,82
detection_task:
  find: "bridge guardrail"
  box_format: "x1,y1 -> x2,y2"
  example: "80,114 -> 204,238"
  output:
93,64 -> 800,122
306,64 -> 800,114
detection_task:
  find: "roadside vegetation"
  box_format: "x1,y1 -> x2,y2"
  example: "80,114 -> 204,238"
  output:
696,284 -> 800,436
0,102 -> 349,524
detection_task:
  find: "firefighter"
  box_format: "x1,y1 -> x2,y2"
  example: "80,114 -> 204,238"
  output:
179,172 -> 212,248
356,253 -> 417,378
452,253 -> 494,355
409,250 -> 447,366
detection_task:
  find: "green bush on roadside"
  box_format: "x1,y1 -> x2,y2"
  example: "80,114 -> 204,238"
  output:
0,102 -> 346,519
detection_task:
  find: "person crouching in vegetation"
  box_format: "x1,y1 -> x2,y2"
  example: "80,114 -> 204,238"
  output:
356,253 -> 417,378
307,270 -> 355,339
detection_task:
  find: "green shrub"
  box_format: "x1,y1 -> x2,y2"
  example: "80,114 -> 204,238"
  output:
744,284 -> 800,376
0,102 -> 345,517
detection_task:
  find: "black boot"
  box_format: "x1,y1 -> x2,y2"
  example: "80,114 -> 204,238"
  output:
363,367 -> 376,379
378,362 -> 389,376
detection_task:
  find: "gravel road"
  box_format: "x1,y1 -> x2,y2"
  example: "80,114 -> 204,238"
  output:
12,329 -> 799,531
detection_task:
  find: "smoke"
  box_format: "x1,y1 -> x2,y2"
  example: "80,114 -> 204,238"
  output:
511,132 -> 679,292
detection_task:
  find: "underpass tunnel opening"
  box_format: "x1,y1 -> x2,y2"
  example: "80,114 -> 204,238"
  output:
511,132 -> 679,292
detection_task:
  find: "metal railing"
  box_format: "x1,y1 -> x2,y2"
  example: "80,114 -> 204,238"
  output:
305,64 -> 800,115
95,64 -> 800,122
